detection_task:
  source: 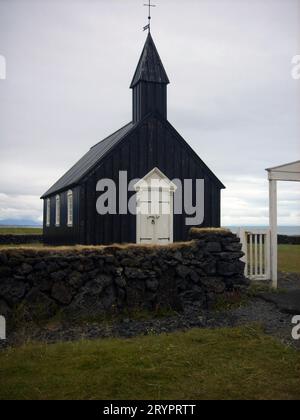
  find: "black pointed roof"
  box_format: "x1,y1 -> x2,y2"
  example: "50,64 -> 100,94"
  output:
130,33 -> 170,88
41,122 -> 134,198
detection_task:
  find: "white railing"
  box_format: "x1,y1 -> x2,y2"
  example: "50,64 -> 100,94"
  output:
238,228 -> 271,281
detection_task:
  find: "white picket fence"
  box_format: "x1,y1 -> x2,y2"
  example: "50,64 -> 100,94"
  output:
238,228 -> 271,281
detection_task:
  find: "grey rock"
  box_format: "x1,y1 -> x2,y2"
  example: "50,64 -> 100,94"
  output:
146,279 -> 159,292
190,271 -> 200,284
223,242 -> 242,252
34,261 -> 47,271
217,261 -> 236,277
117,287 -> 126,301
112,267 -> 124,276
202,259 -> 217,275
0,253 -> 8,264
65,285 -> 116,319
105,255 -> 116,264
0,279 -> 26,304
52,283 -> 73,305
24,288 -> 58,320
68,271 -> 83,289
115,276 -> 126,288
200,277 -> 226,294
88,269 -> 100,280
206,242 -> 222,253
120,258 -> 137,267
85,275 -> 112,295
47,262 -> 60,273
0,299 -> 11,317
0,266 -> 12,278
219,252 -> 244,261
50,270 -> 66,282
180,286 -> 205,304
125,267 -> 147,279
176,265 -> 191,279
35,277 -> 52,293
173,251 -> 183,262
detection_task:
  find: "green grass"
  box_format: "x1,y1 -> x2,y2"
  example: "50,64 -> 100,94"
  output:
0,227 -> 42,235
278,245 -> 300,273
0,326 -> 299,400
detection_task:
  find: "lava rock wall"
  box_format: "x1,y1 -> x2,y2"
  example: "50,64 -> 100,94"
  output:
0,229 -> 248,321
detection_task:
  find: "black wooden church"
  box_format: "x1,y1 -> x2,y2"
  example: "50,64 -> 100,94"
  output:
42,32 -> 225,245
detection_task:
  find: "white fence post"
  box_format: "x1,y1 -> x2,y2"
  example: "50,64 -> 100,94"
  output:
269,179 -> 278,289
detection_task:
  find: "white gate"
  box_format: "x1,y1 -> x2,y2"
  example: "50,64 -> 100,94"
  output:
238,229 -> 271,281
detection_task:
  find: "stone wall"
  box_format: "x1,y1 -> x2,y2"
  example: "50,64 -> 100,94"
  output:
0,229 -> 248,322
0,235 -> 43,245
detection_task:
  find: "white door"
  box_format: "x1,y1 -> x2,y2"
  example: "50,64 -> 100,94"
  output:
137,189 -> 156,244
138,211 -> 171,245
135,168 -> 176,245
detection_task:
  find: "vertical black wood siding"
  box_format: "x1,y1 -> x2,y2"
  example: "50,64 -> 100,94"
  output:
43,116 -> 222,245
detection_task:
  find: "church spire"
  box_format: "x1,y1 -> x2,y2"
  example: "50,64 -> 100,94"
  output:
131,33 -> 170,123
130,33 -> 169,88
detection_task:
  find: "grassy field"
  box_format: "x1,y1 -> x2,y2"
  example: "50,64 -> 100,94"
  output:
278,245 -> 300,273
0,227 -> 42,235
0,326 -> 299,400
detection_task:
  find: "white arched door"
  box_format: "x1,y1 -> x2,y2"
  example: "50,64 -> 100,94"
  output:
134,168 -> 177,245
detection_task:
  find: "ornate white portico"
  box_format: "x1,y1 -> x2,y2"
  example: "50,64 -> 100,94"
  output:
134,168 -> 177,245
266,160 -> 300,289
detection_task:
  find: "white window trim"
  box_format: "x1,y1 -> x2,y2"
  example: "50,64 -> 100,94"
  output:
67,190 -> 73,227
55,195 -> 61,227
46,199 -> 50,227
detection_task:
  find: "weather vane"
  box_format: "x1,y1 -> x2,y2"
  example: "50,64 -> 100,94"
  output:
143,0 -> 156,32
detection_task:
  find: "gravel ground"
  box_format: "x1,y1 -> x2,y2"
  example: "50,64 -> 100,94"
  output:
1,272 -> 299,351
214,298 -> 300,350
277,272 -> 300,291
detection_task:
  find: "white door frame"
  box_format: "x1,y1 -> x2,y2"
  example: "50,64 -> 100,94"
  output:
266,161 -> 300,289
134,167 -> 177,245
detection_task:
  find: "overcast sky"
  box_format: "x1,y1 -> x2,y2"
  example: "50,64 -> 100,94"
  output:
0,0 -> 299,226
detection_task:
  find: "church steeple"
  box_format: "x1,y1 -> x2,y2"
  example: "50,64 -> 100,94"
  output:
131,33 -> 170,123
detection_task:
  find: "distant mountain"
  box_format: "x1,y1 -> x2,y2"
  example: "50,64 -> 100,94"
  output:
0,219 -> 42,227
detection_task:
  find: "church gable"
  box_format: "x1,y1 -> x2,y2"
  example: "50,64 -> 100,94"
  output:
98,113 -> 224,190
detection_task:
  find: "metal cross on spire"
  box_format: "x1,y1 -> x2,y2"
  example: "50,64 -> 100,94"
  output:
143,0 -> 156,32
